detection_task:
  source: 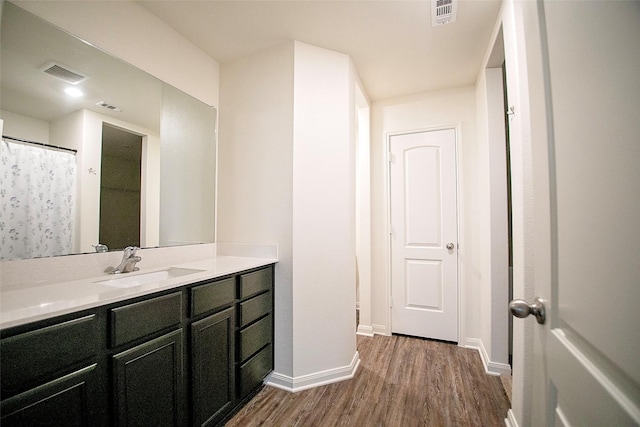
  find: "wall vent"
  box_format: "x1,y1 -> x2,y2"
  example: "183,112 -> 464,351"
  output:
40,61 -> 87,84
432,0 -> 458,26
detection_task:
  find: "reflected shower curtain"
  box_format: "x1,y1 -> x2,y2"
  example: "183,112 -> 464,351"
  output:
0,139 -> 77,260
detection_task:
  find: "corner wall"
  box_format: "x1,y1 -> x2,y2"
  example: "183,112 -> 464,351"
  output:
218,41 -> 358,390
218,42 -> 296,378
290,42 -> 357,383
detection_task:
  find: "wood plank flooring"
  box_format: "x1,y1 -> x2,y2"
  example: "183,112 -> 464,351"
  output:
226,334 -> 510,426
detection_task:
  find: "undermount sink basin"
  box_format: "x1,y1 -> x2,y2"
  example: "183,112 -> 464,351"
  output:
95,267 -> 205,288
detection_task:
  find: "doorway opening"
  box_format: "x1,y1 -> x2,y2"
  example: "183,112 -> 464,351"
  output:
483,25 -> 512,377
99,123 -> 142,250
355,83 -> 372,337
502,61 -> 514,366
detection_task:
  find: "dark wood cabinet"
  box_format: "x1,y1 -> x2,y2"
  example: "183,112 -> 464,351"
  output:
1,364 -> 99,427
191,307 -> 235,427
112,329 -> 184,427
236,268 -> 274,401
0,315 -> 98,395
0,314 -> 103,427
0,264 -> 275,427
110,292 -> 182,348
239,344 -> 273,399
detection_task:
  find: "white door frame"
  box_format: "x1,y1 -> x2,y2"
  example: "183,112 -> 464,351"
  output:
355,83 -> 373,337
385,124 -> 462,343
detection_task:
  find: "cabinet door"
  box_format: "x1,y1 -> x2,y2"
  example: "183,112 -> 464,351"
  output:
112,330 -> 184,427
191,307 -> 235,427
1,364 -> 98,427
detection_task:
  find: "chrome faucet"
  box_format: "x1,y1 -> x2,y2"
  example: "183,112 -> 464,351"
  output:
105,246 -> 141,274
93,243 -> 109,253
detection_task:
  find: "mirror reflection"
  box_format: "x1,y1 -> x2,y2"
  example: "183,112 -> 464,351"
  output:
99,124 -> 143,250
0,2 -> 217,260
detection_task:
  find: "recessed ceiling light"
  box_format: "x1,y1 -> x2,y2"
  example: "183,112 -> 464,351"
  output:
64,87 -> 83,98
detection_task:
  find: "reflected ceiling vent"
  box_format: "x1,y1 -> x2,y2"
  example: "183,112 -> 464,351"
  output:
431,0 -> 458,26
39,61 -> 87,84
96,101 -> 123,113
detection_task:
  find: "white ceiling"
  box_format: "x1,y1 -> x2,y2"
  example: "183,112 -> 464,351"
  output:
138,0 -> 503,101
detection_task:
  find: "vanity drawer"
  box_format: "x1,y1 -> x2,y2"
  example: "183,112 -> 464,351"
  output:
239,267 -> 272,300
239,291 -> 271,327
190,277 -> 235,317
110,292 -> 182,348
1,315 -> 97,395
238,314 -> 272,362
238,344 -> 272,399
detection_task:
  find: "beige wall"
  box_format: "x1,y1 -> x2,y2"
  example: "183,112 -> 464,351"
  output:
0,110 -> 50,144
218,42 -> 296,378
159,85 -> 216,246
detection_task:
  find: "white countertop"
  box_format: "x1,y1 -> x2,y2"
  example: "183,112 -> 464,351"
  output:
0,256 -> 276,330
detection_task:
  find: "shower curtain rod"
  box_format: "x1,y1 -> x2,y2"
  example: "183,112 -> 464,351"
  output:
2,135 -> 78,154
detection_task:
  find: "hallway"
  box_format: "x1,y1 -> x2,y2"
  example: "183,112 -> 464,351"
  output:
226,334 -> 510,426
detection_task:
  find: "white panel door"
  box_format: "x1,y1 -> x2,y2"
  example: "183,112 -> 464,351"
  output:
521,1 -> 640,425
390,128 -> 458,341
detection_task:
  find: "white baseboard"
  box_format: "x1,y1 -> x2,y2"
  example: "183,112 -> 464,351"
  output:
357,324 -> 374,337
504,409 -> 519,427
464,338 -> 512,376
372,323 -> 388,336
265,351 -> 360,393
357,322 -> 390,337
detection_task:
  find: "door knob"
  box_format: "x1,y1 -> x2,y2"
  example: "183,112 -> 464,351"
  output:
446,243 -> 455,250
509,297 -> 546,324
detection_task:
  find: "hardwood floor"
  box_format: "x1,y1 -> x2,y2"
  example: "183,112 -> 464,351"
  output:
500,374 -> 513,405
226,334 -> 510,426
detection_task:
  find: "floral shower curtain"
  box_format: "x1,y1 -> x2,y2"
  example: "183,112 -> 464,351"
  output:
0,139 -> 77,260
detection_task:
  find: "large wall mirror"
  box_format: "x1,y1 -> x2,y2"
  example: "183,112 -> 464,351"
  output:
0,2 -> 216,260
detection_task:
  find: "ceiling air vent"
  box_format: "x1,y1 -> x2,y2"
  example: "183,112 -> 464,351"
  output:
96,101 -> 122,113
432,0 -> 458,26
40,61 -> 87,84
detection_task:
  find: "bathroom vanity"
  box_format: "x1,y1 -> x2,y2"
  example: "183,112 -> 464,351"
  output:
0,260 -> 275,427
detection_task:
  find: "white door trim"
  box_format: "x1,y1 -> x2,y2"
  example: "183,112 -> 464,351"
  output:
384,124 -> 462,342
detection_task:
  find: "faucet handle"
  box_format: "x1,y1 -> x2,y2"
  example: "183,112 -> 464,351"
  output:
93,243 -> 108,253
